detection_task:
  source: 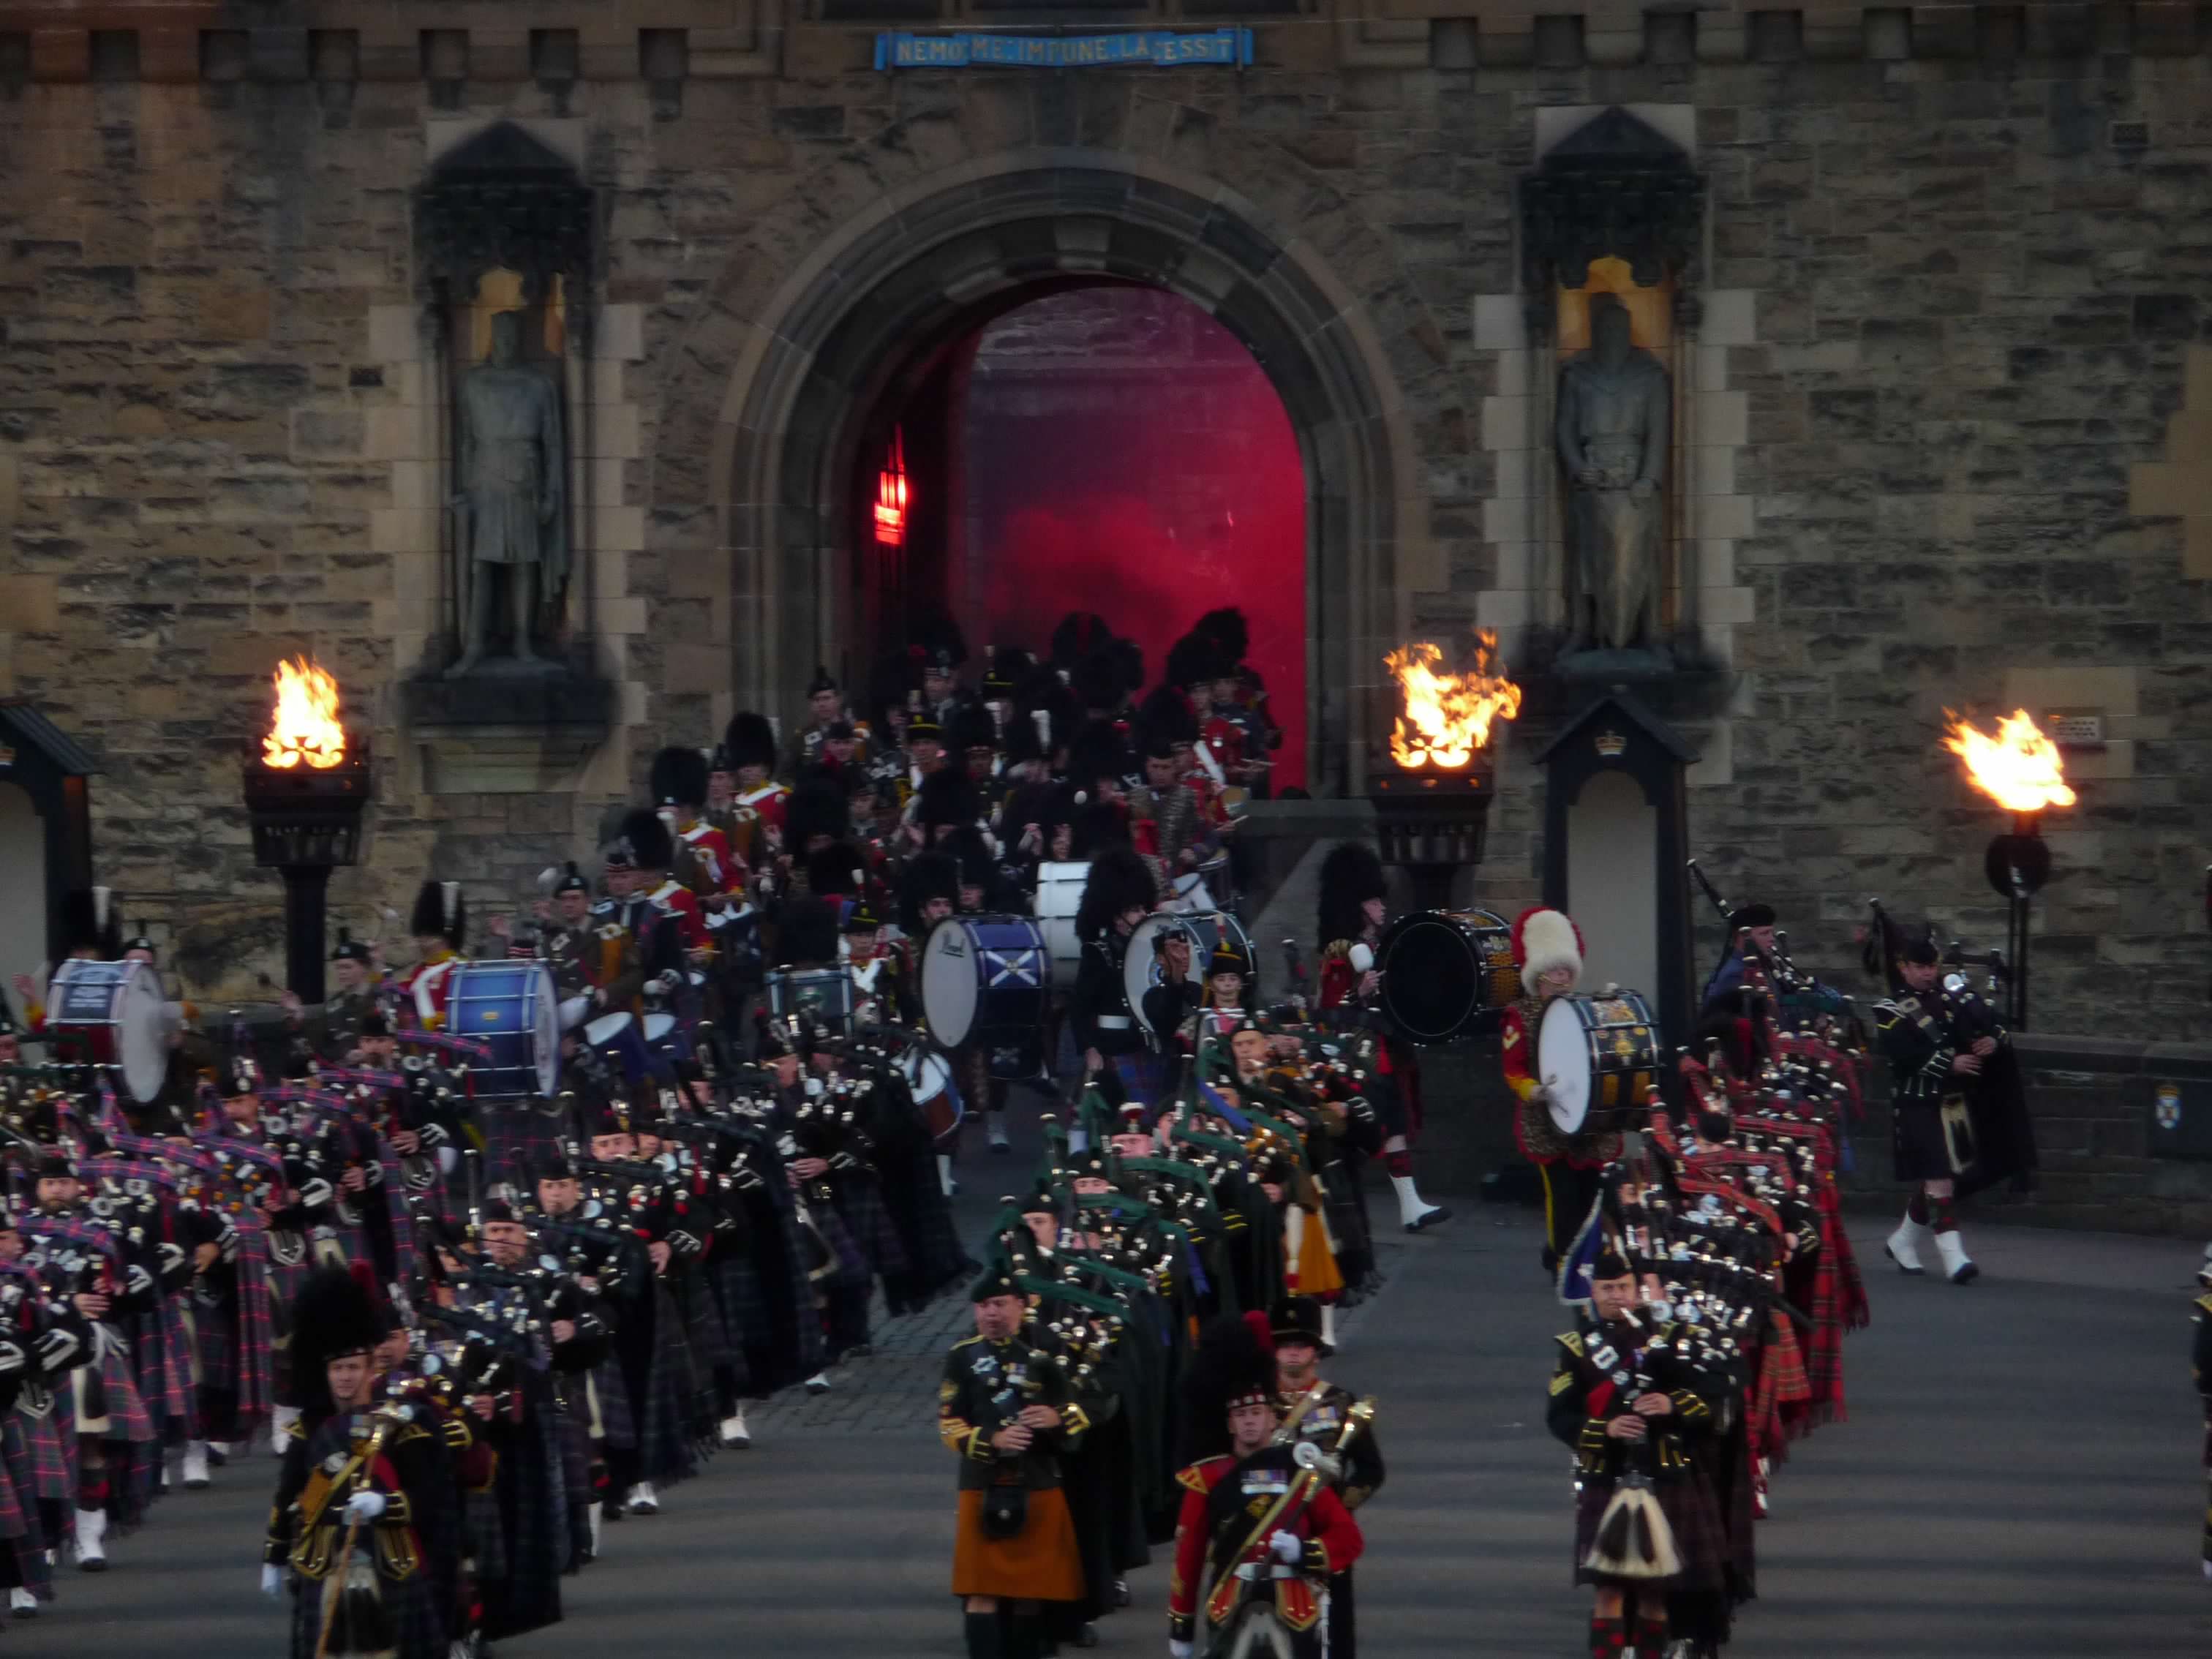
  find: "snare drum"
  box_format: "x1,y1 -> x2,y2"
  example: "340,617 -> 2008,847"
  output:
766,967 -> 857,1042
919,914 -> 1048,1077
1034,861 -> 1091,987
1538,990 -> 1660,1139
46,958 -> 169,1103
1375,908 -> 1519,1046
443,960 -> 559,1098
583,1010 -> 650,1083
1125,910 -> 1253,1035
901,1044 -> 962,1143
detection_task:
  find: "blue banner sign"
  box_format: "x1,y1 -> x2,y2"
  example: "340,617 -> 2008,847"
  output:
874,28 -> 1254,70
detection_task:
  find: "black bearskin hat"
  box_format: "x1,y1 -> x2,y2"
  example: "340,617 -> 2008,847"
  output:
915,767 -> 981,832
650,745 -> 710,810
944,825 -> 998,894
783,773 -> 851,854
1077,846 -> 1157,942
982,646 -> 1032,697
806,841 -> 868,899
949,702 -> 998,758
1072,801 -> 1132,857
1137,685 -> 1198,753
1268,1293 -> 1331,1356
1192,606 -> 1250,668
722,710 -> 778,773
1014,664 -> 1081,753
1316,842 -> 1388,950
290,1265 -> 388,1419
1178,1313 -> 1278,1465
1066,721 -> 1131,794
868,648 -> 923,730
1072,650 -> 1128,716
1049,611 -> 1117,669
410,880 -> 467,949
1165,631 -> 1226,691
59,889 -> 122,959
900,851 -> 960,936
776,895 -> 843,970
912,613 -> 969,672
617,808 -> 675,873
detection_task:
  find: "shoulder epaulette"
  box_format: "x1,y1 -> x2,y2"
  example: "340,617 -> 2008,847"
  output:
2194,1292 -> 2212,1317
1175,1455 -> 1230,1493
950,1333 -> 984,1349
1321,939 -> 1352,963
1554,1330 -> 1584,1356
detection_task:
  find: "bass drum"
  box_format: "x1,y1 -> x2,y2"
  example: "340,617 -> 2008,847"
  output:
920,914 -> 1050,1077
1538,990 -> 1660,1140
900,1044 -> 962,1143
47,958 -> 170,1104
1126,910 -> 1252,1036
1033,860 -> 1090,988
1374,908 -> 1519,1046
445,960 -> 560,1098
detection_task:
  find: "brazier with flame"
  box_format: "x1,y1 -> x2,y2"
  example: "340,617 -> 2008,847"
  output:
242,658 -> 371,1004
1942,708 -> 2074,1029
1369,633 -> 1523,906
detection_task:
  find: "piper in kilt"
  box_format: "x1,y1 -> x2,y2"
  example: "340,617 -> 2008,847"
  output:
941,1268 -> 1088,1659
1546,1248 -> 1724,1659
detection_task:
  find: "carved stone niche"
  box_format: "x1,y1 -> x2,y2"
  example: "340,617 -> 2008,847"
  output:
399,121 -> 613,794
1516,108 -> 1728,720
1519,107 -> 1704,313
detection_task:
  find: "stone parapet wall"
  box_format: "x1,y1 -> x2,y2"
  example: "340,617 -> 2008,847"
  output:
0,4 -> 2207,80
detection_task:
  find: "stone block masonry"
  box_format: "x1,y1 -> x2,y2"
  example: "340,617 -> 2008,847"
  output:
0,0 -> 2204,1037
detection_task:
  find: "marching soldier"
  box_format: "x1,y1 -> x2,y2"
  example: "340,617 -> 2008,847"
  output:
396,880 -> 467,1031
283,931 -> 385,1062
1069,847 -> 1159,1113
939,1268 -> 1088,1659
2194,1244 -> 2212,1581
1269,1294 -> 1384,1658
1316,843 -> 1447,1234
1167,1315 -> 1364,1659
1501,905 -> 1613,1270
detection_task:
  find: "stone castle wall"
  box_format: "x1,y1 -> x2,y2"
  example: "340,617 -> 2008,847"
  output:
0,1 -> 2205,1031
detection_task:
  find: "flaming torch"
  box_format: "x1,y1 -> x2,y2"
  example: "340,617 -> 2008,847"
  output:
1942,707 -> 2074,1028
1369,631 -> 1523,905
242,657 -> 372,1004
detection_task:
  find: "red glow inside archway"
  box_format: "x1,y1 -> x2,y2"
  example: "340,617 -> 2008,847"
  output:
939,286 -> 1308,791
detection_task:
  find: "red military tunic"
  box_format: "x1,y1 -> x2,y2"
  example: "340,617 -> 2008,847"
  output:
1167,1452 -> 1363,1648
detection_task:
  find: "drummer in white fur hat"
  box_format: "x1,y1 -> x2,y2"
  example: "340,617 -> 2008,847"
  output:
1501,906 -> 1622,1272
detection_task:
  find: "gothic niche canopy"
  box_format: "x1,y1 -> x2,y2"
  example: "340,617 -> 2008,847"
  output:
415,121 -> 595,303
1519,108 -> 1704,295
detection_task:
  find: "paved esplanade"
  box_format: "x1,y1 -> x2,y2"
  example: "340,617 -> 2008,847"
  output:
23,1153 -> 2207,1656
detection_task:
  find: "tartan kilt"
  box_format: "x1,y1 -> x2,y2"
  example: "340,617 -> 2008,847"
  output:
1,1415 -> 51,1602
585,1358 -> 636,1452
832,1175 -> 910,1282
1573,1472 -> 1728,1591
704,1254 -> 759,1396
18,1396 -> 72,1501
464,1484 -> 508,1587
289,1562 -> 448,1659
194,1289 -> 239,1396
85,1336 -> 158,1445
675,1263 -> 736,1374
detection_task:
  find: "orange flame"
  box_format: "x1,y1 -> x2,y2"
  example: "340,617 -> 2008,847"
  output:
1941,708 -> 2074,813
261,657 -> 347,770
1385,631 -> 1523,769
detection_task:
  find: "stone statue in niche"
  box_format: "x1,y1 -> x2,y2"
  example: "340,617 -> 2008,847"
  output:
447,309 -> 568,677
1555,296 -> 1669,655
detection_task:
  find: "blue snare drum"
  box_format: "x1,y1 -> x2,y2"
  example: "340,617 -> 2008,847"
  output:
582,1009 -> 650,1083
443,960 -> 559,1098
920,914 -> 1048,1077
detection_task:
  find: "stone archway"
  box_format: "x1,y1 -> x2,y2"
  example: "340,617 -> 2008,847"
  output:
694,151 -> 1423,797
